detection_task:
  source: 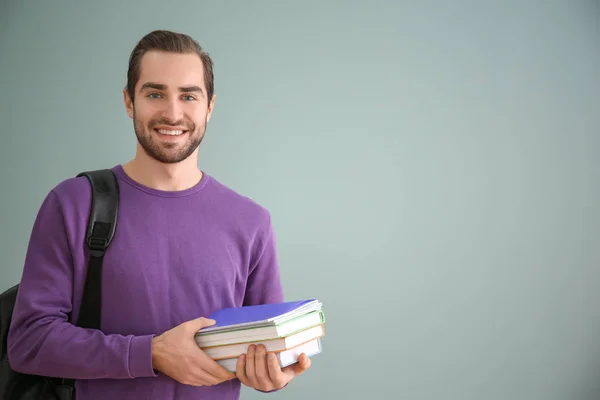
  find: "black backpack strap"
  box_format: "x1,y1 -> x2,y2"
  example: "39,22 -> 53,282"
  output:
75,169 -> 119,330
57,169 -> 119,398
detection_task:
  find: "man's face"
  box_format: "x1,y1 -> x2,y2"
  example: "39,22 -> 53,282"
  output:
124,50 -> 214,164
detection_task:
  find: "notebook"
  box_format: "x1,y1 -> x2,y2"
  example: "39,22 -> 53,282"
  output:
197,299 -> 322,334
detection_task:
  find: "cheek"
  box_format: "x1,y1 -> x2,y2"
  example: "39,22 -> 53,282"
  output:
191,107 -> 208,121
135,104 -> 160,123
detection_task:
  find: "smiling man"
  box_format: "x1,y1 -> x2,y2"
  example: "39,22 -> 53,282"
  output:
7,30 -> 310,399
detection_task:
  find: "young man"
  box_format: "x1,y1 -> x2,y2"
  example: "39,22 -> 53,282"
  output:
7,30 -> 310,399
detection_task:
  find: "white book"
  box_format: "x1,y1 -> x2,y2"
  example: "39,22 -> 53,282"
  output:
216,338 -> 322,373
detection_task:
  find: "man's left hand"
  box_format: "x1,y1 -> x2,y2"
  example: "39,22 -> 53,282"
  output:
235,344 -> 311,392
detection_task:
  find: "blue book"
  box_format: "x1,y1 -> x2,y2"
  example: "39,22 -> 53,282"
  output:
198,299 -> 322,334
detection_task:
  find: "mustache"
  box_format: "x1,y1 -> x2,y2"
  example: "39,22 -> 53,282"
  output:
149,118 -> 194,130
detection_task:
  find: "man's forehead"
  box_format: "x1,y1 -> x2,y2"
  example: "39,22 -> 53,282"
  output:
137,51 -> 205,90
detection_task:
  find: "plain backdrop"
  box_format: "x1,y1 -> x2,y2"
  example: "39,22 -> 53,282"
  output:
1,1 -> 599,399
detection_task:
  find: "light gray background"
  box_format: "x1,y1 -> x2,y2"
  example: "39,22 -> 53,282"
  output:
1,1 -> 599,399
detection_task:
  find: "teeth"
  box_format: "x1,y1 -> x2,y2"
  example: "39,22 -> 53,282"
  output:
157,129 -> 183,136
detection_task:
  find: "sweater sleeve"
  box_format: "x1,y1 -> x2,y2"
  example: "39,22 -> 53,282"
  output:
243,216 -> 284,307
7,190 -> 157,380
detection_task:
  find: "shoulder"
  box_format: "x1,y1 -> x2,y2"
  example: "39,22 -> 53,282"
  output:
205,174 -> 270,216
204,173 -> 273,231
49,167 -> 122,212
49,174 -> 93,210
24,173 -> 95,252
30,173 -> 97,235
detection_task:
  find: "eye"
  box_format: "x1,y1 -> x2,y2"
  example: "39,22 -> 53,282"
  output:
147,92 -> 162,99
182,95 -> 196,101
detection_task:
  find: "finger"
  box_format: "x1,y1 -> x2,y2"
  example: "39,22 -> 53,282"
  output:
189,355 -> 228,386
187,367 -> 221,387
245,345 -> 259,388
282,353 -> 311,377
236,354 -> 251,387
298,353 -> 312,373
195,347 -> 236,381
254,345 -> 272,390
209,361 -> 236,381
267,352 -> 287,389
186,317 -> 216,333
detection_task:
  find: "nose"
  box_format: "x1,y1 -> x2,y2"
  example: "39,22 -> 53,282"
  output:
162,97 -> 184,122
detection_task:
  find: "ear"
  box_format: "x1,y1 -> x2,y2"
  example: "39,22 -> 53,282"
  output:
206,93 -> 216,122
123,88 -> 134,119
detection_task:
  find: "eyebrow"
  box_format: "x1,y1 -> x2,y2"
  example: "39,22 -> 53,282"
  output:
140,82 -> 204,95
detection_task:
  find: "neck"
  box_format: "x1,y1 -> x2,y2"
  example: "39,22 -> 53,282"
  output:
122,148 -> 202,192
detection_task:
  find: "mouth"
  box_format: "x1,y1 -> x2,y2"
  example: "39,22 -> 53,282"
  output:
154,128 -> 188,137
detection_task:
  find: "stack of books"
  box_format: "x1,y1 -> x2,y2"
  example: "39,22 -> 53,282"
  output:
195,299 -> 325,372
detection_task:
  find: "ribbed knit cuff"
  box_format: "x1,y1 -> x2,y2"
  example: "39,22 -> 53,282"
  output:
129,335 -> 158,378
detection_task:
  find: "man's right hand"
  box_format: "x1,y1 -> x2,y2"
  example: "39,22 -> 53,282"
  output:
151,317 -> 236,386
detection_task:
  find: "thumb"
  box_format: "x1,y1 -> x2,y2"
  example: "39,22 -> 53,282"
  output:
186,317 -> 216,332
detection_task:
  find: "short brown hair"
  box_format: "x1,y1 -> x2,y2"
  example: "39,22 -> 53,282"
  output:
126,30 -> 214,105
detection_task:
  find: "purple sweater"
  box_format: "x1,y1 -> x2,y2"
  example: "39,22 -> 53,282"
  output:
7,165 -> 284,399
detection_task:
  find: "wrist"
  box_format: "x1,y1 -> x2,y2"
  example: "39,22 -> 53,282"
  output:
151,335 -> 164,371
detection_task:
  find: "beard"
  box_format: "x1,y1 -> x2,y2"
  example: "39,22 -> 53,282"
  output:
133,110 -> 207,164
